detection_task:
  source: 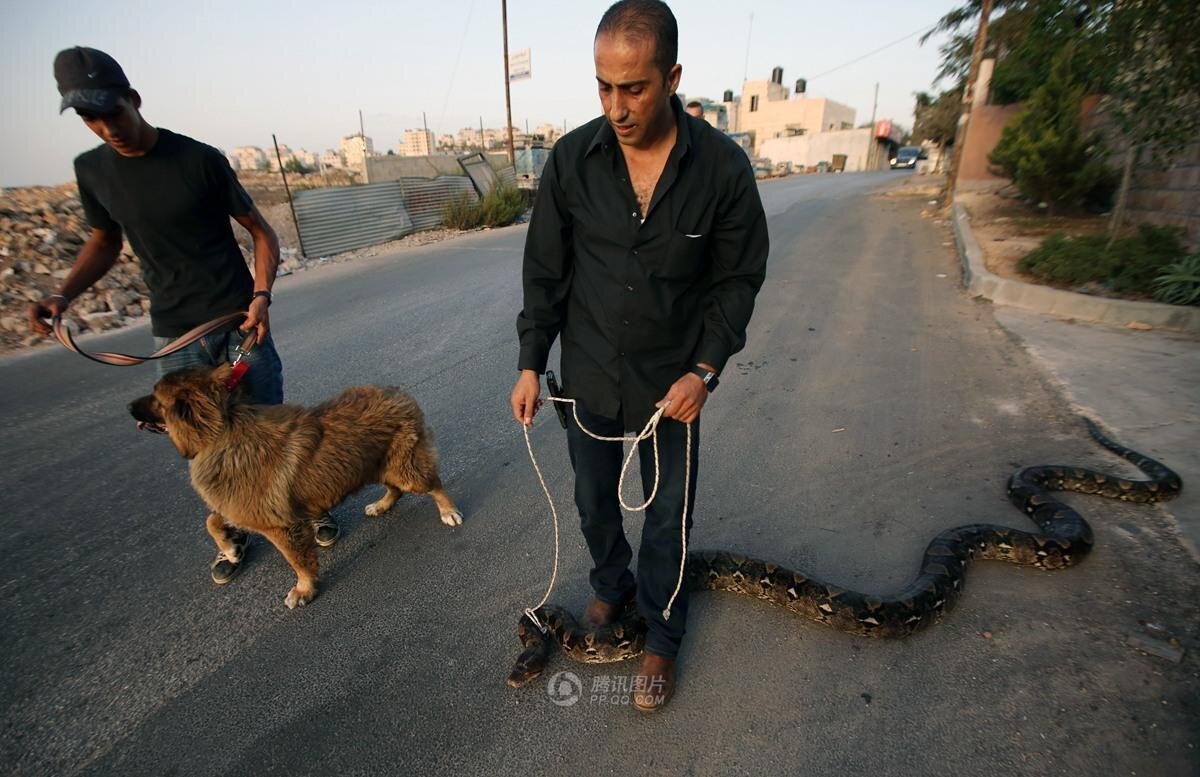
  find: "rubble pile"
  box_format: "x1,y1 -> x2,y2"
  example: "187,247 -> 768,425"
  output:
0,184 -> 150,352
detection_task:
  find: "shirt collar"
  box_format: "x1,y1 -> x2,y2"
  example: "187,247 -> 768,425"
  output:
586,93 -> 692,158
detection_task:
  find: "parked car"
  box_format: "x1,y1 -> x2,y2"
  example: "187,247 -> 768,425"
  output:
890,146 -> 927,169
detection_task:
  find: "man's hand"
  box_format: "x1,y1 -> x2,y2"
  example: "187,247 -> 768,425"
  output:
656,371 -> 710,424
28,295 -> 69,336
510,369 -> 542,426
242,295 -> 271,342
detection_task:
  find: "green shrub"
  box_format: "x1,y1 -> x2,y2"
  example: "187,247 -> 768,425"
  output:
441,185 -> 527,230
989,44 -> 1114,215
1018,224 -> 1188,297
477,185 -> 527,228
442,192 -> 481,230
1153,253 -> 1200,306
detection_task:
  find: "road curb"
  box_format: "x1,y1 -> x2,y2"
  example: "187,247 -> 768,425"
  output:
952,200 -> 1200,334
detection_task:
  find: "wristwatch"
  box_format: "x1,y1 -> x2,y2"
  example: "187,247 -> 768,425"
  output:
252,290 -> 273,306
689,365 -> 719,392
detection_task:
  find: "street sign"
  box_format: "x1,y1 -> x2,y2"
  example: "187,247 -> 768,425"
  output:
508,48 -> 531,82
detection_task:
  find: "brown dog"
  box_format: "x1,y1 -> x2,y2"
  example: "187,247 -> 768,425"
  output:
129,363 -> 462,608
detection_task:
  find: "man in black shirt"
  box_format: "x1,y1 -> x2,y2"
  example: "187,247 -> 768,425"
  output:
510,0 -> 768,711
29,47 -> 339,584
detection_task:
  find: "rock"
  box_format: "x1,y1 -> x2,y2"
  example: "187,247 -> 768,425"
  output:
81,311 -> 121,331
1127,321 -> 1153,331
1,268 -> 15,280
1,315 -> 25,333
22,334 -> 44,347
105,289 -> 137,312
124,304 -> 143,317
1127,632 -> 1184,663
52,268 -> 71,280
33,262 -> 51,275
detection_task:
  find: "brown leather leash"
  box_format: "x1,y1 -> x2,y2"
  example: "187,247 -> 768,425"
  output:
49,311 -> 250,367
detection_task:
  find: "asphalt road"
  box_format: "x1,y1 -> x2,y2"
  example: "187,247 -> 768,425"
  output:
2,171 -> 1196,776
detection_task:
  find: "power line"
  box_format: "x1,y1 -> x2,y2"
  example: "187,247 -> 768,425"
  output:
807,21 -> 940,82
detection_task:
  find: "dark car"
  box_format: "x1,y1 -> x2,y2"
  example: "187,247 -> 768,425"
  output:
890,146 -> 927,169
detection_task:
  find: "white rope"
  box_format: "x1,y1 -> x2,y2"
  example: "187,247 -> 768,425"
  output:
522,396 -> 691,631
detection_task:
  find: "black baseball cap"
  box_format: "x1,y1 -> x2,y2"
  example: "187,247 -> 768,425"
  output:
54,46 -> 130,114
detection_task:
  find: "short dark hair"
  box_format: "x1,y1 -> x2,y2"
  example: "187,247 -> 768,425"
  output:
596,0 -> 678,76
685,100 -> 702,108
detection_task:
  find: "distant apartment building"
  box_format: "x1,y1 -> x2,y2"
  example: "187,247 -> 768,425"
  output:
267,143 -> 294,171
229,146 -> 268,172
456,127 -> 482,149
341,133 -> 374,169
399,129 -> 436,157
320,149 -> 345,169
532,122 -> 561,145
294,149 -> 320,170
437,134 -> 456,151
727,67 -> 856,156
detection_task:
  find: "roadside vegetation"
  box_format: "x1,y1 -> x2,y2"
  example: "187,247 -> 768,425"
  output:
921,0 -> 1199,306
442,185 -> 527,230
1018,225 -> 1196,303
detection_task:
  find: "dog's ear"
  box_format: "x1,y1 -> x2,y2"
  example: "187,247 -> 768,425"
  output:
211,363 -> 234,386
172,395 -> 195,427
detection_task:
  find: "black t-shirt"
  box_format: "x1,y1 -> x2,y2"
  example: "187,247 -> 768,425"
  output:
74,128 -> 256,337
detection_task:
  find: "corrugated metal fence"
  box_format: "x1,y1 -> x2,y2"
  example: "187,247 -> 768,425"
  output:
293,176 -> 482,257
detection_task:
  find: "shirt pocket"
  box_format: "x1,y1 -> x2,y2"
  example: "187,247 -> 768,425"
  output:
657,231 -> 709,281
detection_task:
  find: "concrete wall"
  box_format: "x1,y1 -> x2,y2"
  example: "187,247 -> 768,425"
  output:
1084,100 -> 1200,248
759,128 -> 889,173
956,103 -> 1025,187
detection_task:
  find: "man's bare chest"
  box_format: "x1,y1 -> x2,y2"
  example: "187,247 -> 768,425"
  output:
625,155 -> 670,218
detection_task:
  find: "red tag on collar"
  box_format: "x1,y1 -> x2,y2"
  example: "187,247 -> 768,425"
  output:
224,360 -> 250,392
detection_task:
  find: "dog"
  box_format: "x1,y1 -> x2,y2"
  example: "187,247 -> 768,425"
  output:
129,363 -> 462,609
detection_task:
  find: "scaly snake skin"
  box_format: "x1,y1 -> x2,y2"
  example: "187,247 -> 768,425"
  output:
506,420 -> 1181,687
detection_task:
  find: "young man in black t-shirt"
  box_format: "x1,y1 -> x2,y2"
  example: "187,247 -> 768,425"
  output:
29,47 -> 340,583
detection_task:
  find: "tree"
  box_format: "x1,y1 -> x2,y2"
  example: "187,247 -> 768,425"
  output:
989,44 -> 1115,214
1102,0 -> 1200,237
283,158 -> 310,175
922,1 -> 1110,103
912,86 -> 964,145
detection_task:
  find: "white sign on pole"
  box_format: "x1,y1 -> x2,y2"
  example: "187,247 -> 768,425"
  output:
508,48 -> 532,82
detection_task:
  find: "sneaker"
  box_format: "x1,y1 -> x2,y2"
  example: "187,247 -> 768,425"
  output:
314,513 -> 340,548
211,531 -> 249,585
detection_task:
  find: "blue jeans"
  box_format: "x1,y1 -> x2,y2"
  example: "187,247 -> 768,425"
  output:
154,328 -> 284,405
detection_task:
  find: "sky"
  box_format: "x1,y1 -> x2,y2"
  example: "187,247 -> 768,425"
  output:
0,0 -> 962,187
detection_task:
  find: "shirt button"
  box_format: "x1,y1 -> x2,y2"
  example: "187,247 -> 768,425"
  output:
625,285 -> 634,292
631,212 -> 638,218
632,249 -> 639,255
622,319 -> 629,325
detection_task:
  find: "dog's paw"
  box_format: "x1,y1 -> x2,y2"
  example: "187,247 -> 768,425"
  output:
221,547 -> 241,564
440,510 -> 464,527
365,502 -> 388,517
284,587 -> 315,609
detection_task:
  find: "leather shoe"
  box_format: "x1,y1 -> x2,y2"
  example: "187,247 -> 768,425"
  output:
632,653 -> 676,712
580,597 -> 626,629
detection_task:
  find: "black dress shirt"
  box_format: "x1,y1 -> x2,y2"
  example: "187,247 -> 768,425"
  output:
517,95 -> 769,430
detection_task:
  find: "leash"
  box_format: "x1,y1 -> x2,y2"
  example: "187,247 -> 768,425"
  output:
521,396 -> 692,633
48,311 -> 249,367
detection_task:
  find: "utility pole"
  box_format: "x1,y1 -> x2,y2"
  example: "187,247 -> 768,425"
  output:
422,111 -> 430,154
359,108 -> 365,140
272,133 -> 306,259
947,0 -> 992,198
480,115 -> 485,152
870,81 -> 879,126
501,0 -> 516,166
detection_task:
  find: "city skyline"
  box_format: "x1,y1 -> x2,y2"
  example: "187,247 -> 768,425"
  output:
1,0 -> 956,187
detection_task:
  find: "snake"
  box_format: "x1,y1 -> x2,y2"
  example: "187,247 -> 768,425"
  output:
506,419 -> 1182,688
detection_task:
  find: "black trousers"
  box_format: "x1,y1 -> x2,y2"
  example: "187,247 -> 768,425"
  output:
566,402 -> 699,659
